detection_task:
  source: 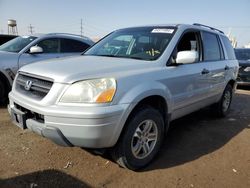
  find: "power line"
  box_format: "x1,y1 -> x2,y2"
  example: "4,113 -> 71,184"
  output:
80,19 -> 83,37
28,24 -> 34,34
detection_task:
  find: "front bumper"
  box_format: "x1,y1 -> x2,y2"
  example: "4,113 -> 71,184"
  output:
8,92 -> 131,148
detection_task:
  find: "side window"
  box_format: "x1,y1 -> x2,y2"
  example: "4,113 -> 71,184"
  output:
177,32 -> 199,52
202,32 -> 221,61
61,39 -> 90,53
221,36 -> 236,60
37,38 -> 60,53
168,31 -> 200,64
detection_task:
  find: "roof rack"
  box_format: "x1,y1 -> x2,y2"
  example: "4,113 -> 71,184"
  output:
193,23 -> 224,34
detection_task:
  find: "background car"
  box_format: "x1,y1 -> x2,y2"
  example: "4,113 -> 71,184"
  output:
0,33 -> 94,104
234,48 -> 250,86
0,34 -> 18,45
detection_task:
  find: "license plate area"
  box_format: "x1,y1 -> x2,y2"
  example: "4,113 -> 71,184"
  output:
11,107 -> 27,129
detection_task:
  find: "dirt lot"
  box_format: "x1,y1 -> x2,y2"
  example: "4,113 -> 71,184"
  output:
0,89 -> 249,188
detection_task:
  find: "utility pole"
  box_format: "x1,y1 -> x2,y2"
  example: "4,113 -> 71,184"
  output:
80,19 -> 83,37
28,24 -> 34,34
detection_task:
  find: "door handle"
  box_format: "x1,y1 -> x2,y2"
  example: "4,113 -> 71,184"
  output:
225,65 -> 230,70
201,68 -> 210,74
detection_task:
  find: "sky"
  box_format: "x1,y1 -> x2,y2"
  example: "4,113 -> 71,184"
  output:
0,0 -> 249,47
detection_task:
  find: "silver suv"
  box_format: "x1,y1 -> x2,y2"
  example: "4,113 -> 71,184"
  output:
8,24 -> 238,170
0,33 -> 94,104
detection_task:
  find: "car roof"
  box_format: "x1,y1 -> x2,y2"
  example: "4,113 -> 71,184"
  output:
20,33 -> 94,45
116,23 -> 225,36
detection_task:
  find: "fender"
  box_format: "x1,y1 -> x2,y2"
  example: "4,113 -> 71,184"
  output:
118,80 -> 173,112
109,80 -> 173,146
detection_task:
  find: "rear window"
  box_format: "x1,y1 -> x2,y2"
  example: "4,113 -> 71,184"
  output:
234,49 -> 250,60
221,36 -> 236,60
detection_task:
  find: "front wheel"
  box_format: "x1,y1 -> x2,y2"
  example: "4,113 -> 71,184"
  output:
111,106 -> 165,170
211,84 -> 233,117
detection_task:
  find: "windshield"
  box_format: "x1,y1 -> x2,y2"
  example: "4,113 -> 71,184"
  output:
85,27 -> 176,61
0,36 -> 37,53
235,49 -> 250,60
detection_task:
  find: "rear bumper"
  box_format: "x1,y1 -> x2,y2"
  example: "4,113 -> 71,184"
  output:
237,81 -> 250,86
237,72 -> 250,86
8,92 -> 131,148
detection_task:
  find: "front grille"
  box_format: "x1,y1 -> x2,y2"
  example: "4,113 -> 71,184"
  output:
15,73 -> 53,100
15,103 -> 44,123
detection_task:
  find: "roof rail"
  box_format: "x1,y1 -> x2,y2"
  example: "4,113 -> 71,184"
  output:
46,33 -> 82,37
193,23 -> 224,34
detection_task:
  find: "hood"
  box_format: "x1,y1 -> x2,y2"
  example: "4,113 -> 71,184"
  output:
238,60 -> 250,67
0,51 -> 19,68
19,55 -> 156,83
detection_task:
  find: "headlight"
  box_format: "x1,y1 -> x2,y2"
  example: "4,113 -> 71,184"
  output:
244,67 -> 250,72
60,78 -> 116,103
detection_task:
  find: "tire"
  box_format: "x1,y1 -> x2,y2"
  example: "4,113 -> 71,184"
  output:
0,80 -> 7,105
111,106 -> 165,170
211,84 -> 233,117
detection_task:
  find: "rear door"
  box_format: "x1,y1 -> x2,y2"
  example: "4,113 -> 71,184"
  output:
201,31 -> 227,98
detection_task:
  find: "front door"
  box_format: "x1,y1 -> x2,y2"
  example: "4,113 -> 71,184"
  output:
18,38 -> 61,68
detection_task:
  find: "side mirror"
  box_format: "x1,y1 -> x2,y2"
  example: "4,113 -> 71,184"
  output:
176,51 -> 198,64
29,46 -> 43,54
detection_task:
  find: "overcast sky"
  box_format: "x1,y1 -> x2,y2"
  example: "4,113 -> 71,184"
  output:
0,0 -> 249,46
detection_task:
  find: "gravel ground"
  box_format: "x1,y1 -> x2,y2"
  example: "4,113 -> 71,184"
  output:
0,89 -> 249,188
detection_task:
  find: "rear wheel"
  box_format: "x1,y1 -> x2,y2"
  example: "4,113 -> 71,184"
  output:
211,84 -> 233,117
111,106 -> 164,170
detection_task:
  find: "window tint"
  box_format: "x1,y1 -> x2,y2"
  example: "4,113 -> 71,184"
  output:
37,38 -> 59,53
221,36 -> 236,60
202,32 -> 221,61
61,39 -> 90,53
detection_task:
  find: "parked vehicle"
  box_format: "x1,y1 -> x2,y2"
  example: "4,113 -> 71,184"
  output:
234,48 -> 250,86
0,34 -> 18,45
8,24 -> 238,170
0,33 -> 94,103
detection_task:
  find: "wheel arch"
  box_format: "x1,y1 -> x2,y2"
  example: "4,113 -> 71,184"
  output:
111,94 -> 170,148
0,71 -> 12,92
227,79 -> 237,91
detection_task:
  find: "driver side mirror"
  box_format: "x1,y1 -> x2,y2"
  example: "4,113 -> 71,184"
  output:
176,51 -> 198,64
29,46 -> 43,54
